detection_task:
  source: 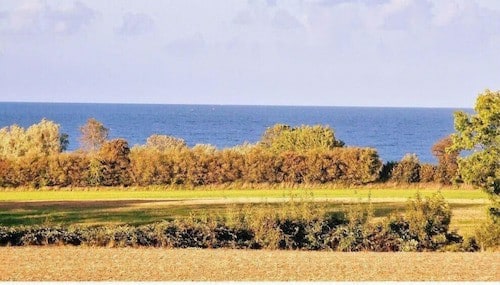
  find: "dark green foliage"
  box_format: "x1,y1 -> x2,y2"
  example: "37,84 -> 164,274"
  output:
450,90 -> 500,250
450,90 -> 499,195
379,161 -> 397,182
59,133 -> 69,152
0,226 -> 83,246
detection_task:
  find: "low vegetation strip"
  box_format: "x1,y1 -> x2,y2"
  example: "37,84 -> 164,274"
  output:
0,194 -> 483,252
0,187 -> 487,202
0,248 -> 497,281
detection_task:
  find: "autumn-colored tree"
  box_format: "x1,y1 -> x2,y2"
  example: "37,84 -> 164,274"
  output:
97,138 -> 131,186
432,136 -> 458,185
80,118 -> 109,152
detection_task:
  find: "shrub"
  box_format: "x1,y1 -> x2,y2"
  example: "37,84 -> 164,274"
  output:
379,161 -> 397,182
146,134 -> 187,151
419,164 -> 437,183
260,124 -> 344,153
474,202 -> 500,251
391,154 -> 421,183
388,193 -> 455,251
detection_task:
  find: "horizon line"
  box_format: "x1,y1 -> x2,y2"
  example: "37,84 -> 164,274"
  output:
0,100 -> 473,110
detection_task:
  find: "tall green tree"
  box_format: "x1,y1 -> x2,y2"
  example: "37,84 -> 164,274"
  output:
450,89 -> 499,250
450,89 -> 499,196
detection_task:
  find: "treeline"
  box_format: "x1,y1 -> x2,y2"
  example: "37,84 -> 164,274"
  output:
0,194 -> 480,251
0,119 -> 458,188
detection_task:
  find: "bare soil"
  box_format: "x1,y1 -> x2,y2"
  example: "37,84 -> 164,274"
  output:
0,247 -> 498,281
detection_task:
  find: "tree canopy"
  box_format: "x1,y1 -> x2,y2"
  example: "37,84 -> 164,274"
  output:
450,89 -> 499,196
259,124 -> 345,153
0,119 -> 66,158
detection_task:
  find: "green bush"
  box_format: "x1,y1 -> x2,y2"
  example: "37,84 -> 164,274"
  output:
388,193 -> 455,251
260,124 -> 344,153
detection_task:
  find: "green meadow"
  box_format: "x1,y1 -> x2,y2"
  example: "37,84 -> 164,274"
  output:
0,187 -> 489,237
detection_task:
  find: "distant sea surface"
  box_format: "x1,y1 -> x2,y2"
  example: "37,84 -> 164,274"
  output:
0,102 -> 472,163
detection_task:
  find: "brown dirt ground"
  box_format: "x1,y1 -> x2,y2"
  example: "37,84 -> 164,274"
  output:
0,247 -> 498,281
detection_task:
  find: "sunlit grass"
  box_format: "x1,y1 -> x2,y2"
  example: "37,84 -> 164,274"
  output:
0,186 -> 488,201
0,199 -> 488,237
0,186 -> 489,237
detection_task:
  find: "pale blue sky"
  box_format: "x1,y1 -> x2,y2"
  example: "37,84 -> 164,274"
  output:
1,0 -> 499,107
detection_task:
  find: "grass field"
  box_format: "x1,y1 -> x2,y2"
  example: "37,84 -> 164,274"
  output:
1,247 -> 498,281
0,186 -> 488,201
0,187 -> 490,236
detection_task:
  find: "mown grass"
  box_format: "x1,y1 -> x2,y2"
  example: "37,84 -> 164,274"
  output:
0,186 -> 488,201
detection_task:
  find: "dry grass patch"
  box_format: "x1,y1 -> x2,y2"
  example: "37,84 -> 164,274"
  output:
0,247 -> 498,281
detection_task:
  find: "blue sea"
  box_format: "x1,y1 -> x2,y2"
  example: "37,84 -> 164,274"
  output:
0,102 -> 472,163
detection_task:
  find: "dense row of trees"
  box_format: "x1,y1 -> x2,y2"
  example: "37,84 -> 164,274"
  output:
0,119 -> 462,188
0,90 -> 497,190
0,124 -> 381,187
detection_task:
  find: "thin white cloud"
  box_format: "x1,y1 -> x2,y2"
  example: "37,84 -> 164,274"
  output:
0,0 -> 96,35
115,12 -> 154,36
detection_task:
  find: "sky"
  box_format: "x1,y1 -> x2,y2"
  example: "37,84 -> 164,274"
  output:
0,0 -> 499,107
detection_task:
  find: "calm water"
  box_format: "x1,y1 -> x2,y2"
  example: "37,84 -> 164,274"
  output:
0,102 -> 471,163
